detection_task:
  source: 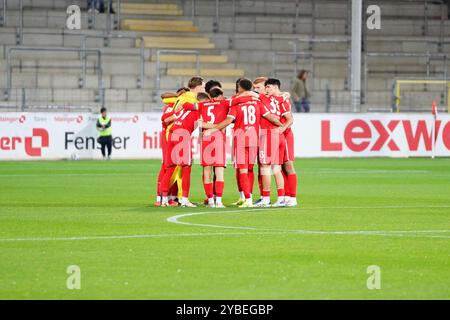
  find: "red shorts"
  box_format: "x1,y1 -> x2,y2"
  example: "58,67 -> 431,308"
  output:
259,132 -> 285,165
233,137 -> 257,169
165,132 -> 192,167
161,130 -> 169,166
283,129 -> 295,162
201,131 -> 226,167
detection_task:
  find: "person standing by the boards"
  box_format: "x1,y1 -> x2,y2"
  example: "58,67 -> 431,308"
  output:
96,107 -> 112,160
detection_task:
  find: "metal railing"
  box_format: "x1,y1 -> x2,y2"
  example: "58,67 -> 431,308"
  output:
186,0 -> 447,39
81,34 -> 145,88
16,0 -> 23,45
1,87 -> 95,112
0,0 -> 6,27
392,78 -> 450,113
4,46 -> 104,106
154,49 -> 201,102
1,0 -> 123,42
88,0 -> 121,31
272,52 -> 314,79
272,37 -> 351,91
363,52 -> 450,105
422,0 -> 446,38
114,0 -> 121,30
188,0 -> 307,36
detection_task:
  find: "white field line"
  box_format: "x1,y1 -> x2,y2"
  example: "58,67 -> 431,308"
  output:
0,205 -> 449,242
166,206 -> 450,239
0,173 -> 158,177
301,169 -> 430,174
0,231 -> 296,242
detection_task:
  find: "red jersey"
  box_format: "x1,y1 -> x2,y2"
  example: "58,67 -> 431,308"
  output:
229,94 -> 258,106
161,103 -> 175,131
228,98 -> 260,147
170,108 -> 200,135
259,94 -> 282,130
199,99 -> 230,127
279,96 -> 292,135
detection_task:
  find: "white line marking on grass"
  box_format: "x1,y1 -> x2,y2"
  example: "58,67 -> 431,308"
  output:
1,229 -> 449,242
0,231 -> 296,242
166,205 -> 450,239
301,169 -> 431,175
0,173 -> 158,177
1,205 -> 448,242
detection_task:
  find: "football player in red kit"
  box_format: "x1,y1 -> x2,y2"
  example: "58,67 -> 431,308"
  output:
278,92 -> 297,207
160,77 -> 205,207
199,87 -> 230,208
256,79 -> 287,207
154,88 -> 189,207
203,78 -> 261,208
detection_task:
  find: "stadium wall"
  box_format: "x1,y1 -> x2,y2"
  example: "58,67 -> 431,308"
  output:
1,113 -> 449,160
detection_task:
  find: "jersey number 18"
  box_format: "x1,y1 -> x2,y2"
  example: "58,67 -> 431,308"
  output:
241,105 -> 256,125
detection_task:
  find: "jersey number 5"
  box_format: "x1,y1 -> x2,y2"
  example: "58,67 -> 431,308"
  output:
206,106 -> 215,123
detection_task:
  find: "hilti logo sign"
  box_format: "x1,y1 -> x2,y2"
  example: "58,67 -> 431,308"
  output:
0,128 -> 49,157
322,119 -> 450,152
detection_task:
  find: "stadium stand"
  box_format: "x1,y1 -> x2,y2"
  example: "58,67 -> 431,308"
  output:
0,0 -> 449,112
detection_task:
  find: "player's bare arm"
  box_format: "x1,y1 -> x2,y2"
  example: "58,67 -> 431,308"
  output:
236,91 -> 259,99
263,113 -> 283,127
203,116 -> 233,137
160,92 -> 178,99
197,119 -> 215,129
281,92 -> 291,100
164,115 -> 176,125
283,112 -> 294,128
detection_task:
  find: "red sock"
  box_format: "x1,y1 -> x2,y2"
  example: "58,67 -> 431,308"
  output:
261,190 -> 270,197
277,188 -> 285,197
156,164 -> 165,195
215,181 -> 224,197
169,181 -> 178,197
182,166 -> 191,198
288,173 -> 297,197
236,169 -> 242,192
203,182 -> 213,199
282,170 -> 290,197
161,166 -> 176,196
238,173 -> 251,199
258,173 -> 263,195
248,166 -> 254,195
258,171 -> 263,195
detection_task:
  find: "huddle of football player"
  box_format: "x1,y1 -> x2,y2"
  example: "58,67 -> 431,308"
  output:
155,76 -> 297,208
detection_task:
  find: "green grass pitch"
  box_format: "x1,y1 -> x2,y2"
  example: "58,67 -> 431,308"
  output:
0,158 -> 449,299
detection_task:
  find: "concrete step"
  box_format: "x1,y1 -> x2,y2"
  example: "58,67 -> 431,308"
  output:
183,0 -> 446,19
141,36 -> 211,44
167,68 -> 244,77
115,2 -> 183,16
5,0 -> 445,19
121,18 -> 198,32
152,54 -> 228,63
138,36 -> 215,49
2,4 -> 448,36
1,58 -> 246,77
